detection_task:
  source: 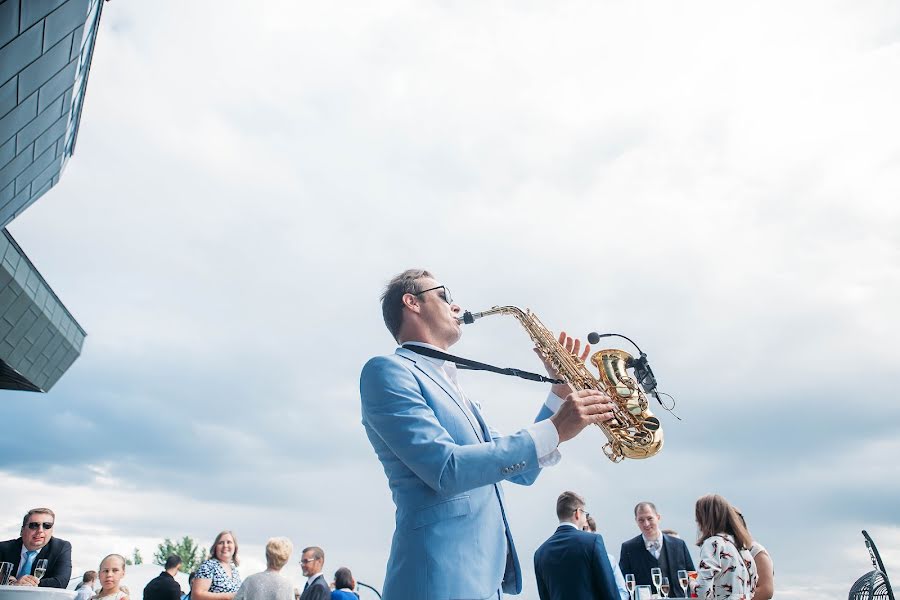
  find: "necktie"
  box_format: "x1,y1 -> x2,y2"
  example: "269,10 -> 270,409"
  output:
18,550 -> 37,578
647,540 -> 661,558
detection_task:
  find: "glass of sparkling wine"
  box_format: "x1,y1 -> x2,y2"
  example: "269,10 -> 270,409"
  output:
651,567 -> 662,596
677,570 -> 689,597
33,559 -> 48,581
660,576 -> 670,598
625,573 -> 636,600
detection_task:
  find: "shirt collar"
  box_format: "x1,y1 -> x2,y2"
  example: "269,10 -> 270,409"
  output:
306,572 -> 323,583
401,341 -> 446,365
558,522 -> 580,529
642,533 -> 663,545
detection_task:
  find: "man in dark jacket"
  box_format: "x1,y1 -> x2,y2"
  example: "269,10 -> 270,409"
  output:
534,491 -> 620,600
0,507 -> 72,588
298,547 -> 329,600
143,555 -> 183,600
619,501 -> 695,597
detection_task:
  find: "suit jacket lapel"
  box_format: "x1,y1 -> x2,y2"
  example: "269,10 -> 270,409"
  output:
658,534 -> 670,573
397,347 -> 485,442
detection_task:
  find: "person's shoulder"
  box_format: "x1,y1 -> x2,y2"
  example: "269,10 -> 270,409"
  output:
362,352 -> 410,374
49,537 -> 72,550
621,534 -> 642,548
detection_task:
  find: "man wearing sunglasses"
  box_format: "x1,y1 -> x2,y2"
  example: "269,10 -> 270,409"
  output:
361,269 -> 616,600
0,507 -> 72,588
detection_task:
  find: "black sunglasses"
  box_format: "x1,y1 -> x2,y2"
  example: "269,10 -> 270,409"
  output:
413,285 -> 453,305
27,522 -> 53,530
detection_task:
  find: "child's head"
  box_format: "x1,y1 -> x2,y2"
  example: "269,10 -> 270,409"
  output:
98,554 -> 127,594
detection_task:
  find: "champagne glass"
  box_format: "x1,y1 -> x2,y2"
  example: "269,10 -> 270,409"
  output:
1,562 -> 15,585
677,570 -> 689,597
34,559 -> 48,581
660,576 -> 670,598
651,567 -> 662,597
625,573 -> 636,600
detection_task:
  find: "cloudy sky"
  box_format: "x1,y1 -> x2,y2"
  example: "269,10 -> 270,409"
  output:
2,1 -> 900,598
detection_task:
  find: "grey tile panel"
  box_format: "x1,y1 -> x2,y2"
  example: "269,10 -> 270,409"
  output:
19,0 -> 67,32
13,145 -> 55,191
0,141 -> 34,189
68,23 -> 83,60
37,57 -> 76,112
0,76 -> 16,118
33,113 -> 67,155
15,95 -> 63,153
43,0 -> 89,51
0,0 -> 20,49
0,92 -> 36,146
0,137 -> 14,167
18,34 -> 72,101
0,21 -> 42,85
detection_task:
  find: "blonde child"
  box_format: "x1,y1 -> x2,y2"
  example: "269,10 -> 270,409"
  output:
95,555 -> 129,600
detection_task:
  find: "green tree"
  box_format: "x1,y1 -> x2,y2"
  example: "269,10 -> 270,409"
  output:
154,537 -> 206,574
125,547 -> 143,566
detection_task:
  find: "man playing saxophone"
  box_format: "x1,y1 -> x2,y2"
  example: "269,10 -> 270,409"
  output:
360,269 -> 617,600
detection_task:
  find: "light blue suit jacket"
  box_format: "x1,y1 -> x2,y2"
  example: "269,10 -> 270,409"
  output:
360,347 -> 555,600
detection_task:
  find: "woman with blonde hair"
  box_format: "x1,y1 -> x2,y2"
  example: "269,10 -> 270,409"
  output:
233,538 -> 294,600
192,531 -> 242,600
693,495 -> 758,600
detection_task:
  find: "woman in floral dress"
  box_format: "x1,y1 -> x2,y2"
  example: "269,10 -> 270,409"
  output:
693,495 -> 758,600
192,531 -> 242,600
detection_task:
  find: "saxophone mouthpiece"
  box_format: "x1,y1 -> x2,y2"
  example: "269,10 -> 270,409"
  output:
457,311 -> 476,325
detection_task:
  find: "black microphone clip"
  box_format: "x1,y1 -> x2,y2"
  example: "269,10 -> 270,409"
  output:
626,352 -> 661,403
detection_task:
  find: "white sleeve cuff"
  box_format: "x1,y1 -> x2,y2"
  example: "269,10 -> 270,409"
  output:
545,391 -> 565,413
526,418 -> 561,468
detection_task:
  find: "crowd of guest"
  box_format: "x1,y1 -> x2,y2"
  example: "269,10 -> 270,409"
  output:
534,493 -> 775,600
0,509 -> 362,600
2,498 -> 772,600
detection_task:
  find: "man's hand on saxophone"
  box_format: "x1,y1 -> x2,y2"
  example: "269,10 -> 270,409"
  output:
535,331 -> 617,444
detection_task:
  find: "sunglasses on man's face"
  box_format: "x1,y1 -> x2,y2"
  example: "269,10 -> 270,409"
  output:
26,522 -> 53,530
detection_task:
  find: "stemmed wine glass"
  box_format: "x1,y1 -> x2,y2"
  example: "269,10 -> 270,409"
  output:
660,576 -> 670,598
677,569 -> 689,598
651,567 -> 662,597
34,560 -> 48,581
625,573 -> 636,600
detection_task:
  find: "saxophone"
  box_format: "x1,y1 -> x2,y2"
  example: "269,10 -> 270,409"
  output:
459,306 -> 663,463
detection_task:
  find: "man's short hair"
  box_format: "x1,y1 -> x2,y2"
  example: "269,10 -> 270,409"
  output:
634,501 -> 658,517
22,508 -> 55,527
380,269 -> 433,342
556,491 -> 585,520
333,567 -> 354,590
302,546 -> 324,561
265,537 -> 293,570
164,555 -> 182,570
82,571 -> 97,583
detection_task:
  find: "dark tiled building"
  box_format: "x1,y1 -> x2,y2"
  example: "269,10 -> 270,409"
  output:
0,0 -> 104,391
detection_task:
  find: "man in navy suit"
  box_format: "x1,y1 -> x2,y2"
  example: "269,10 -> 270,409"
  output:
0,507 -> 72,588
534,491 -> 620,600
361,269 -> 616,599
619,502 -> 695,597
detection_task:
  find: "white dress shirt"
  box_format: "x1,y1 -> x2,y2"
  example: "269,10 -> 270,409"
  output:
642,533 -> 663,559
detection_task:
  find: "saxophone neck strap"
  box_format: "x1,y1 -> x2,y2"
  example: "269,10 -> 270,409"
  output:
401,344 -> 565,385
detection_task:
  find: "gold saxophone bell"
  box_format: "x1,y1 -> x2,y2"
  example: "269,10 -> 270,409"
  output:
459,306 -> 664,462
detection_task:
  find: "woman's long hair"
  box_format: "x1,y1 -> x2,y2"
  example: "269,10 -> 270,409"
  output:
695,494 -> 752,550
